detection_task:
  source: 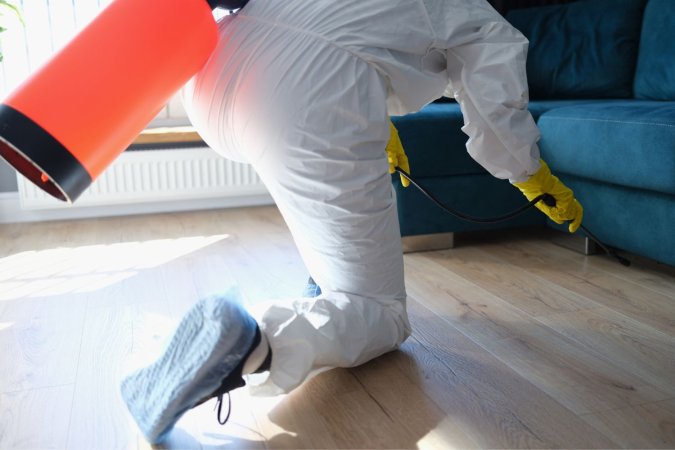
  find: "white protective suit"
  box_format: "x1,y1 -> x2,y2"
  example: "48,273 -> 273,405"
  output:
182,0 -> 542,395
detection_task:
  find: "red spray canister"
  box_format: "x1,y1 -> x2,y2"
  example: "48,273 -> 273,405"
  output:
0,0 -> 219,202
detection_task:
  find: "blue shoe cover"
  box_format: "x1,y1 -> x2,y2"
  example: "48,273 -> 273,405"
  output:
302,276 -> 322,298
120,291 -> 258,444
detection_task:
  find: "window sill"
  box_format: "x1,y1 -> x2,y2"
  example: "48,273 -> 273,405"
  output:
132,126 -> 203,146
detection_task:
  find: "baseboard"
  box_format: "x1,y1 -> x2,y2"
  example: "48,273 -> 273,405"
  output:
0,191 -> 274,223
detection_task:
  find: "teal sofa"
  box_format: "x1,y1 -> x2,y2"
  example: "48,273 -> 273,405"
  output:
392,0 -> 675,267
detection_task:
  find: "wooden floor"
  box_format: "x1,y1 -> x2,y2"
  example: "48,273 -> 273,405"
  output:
1,205 -> 674,449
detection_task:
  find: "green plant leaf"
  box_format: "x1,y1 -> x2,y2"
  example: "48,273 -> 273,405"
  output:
0,1 -> 23,25
0,1 -> 23,62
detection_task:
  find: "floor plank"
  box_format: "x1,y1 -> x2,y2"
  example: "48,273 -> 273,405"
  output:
251,368 -> 422,449
528,235 -> 675,301
66,302 -> 142,450
404,249 -> 671,415
151,390 -> 267,450
0,385 -> 73,449
580,398 -> 675,449
0,312 -> 83,393
1,207 -> 674,448
350,351 -> 478,449
401,297 -> 618,449
534,307 -> 675,397
488,237 -> 675,335
416,246 -> 596,317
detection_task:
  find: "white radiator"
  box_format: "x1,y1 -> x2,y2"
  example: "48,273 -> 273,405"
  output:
17,148 -> 270,210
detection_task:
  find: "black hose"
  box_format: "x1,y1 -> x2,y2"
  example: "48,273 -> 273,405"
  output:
395,167 -> 546,224
395,167 -> 630,266
578,224 -> 631,266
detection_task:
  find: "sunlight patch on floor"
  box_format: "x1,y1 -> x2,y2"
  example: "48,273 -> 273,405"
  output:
416,416 -> 464,450
0,235 -> 230,301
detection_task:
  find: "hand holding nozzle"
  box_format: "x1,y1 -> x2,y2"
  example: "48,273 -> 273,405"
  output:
513,159 -> 584,233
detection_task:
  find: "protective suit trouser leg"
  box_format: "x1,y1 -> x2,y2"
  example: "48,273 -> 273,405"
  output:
252,182 -> 411,391
185,18 -> 411,395
249,58 -> 411,394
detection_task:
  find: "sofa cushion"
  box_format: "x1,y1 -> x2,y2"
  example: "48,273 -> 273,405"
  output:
393,100 -> 601,178
527,99 -> 613,121
538,100 -> 675,195
634,0 -> 675,100
506,0 -> 646,99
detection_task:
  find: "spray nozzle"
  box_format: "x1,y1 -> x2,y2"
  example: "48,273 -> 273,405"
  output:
541,193 -> 557,207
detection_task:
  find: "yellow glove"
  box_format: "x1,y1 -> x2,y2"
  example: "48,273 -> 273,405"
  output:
386,119 -> 410,187
513,159 -> 584,233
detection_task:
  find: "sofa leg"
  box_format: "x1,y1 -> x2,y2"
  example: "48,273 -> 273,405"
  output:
550,231 -> 598,256
402,232 -> 455,253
